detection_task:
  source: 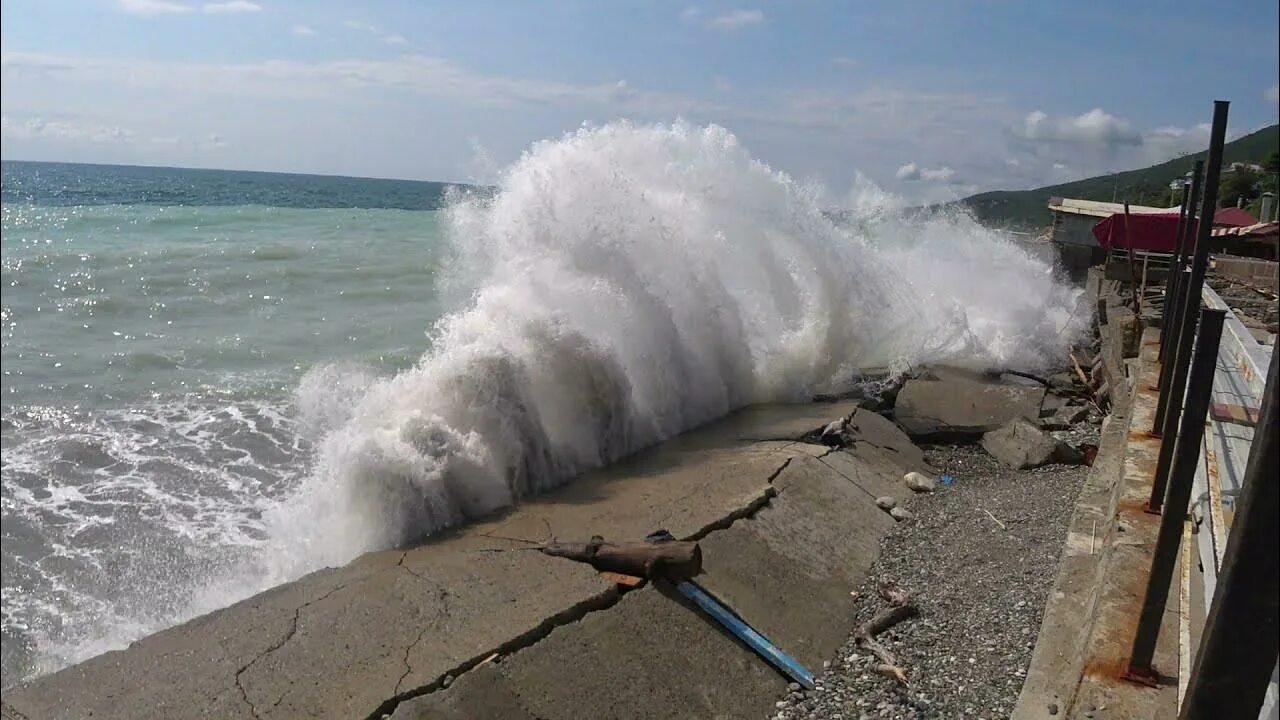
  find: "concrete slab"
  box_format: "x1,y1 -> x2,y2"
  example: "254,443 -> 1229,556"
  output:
4,401 -> 907,720
893,367 -> 1045,439
695,454 -> 897,669
389,435 -> 924,720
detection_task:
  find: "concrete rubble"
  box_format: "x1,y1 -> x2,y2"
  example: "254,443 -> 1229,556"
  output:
982,417 -> 1086,470
892,367 -> 1046,439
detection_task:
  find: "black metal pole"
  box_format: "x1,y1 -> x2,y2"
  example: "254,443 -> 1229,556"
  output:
1179,346 -> 1280,718
1149,99 -> 1229,479
1127,308 -> 1226,677
1158,162 -> 1201,367
1157,197 -> 1187,365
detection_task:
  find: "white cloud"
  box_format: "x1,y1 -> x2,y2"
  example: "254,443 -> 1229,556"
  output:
1141,123 -> 1211,162
0,51 -> 708,115
1267,84 -> 1279,105
383,35 -> 408,46
713,76 -> 733,92
683,7 -> 764,30
706,9 -> 764,29
118,0 -> 193,16
895,161 -> 957,183
202,0 -> 260,13
1014,108 -> 1141,146
291,25 -> 315,37
1,115 -> 136,143
343,20 -> 379,33
831,56 -> 860,69
894,162 -> 919,180
0,49 -> 1224,202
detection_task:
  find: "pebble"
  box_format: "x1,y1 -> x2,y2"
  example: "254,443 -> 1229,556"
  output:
772,443 -> 1088,720
903,471 -> 937,493
875,495 -> 897,510
889,506 -> 913,521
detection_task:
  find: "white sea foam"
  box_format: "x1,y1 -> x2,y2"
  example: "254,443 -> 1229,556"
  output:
263,121 -> 1085,575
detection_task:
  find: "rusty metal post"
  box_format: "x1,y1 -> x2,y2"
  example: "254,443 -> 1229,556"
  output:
1150,99 -> 1228,445
1128,308 -> 1226,679
1123,203 -> 1143,311
1178,349 -> 1279,718
1158,163 -> 1199,366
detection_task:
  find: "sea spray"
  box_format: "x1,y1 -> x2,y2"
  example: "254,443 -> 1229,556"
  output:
268,121 -> 1085,572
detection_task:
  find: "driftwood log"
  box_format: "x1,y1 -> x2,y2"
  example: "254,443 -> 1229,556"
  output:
540,536 -> 702,580
855,582 -> 919,686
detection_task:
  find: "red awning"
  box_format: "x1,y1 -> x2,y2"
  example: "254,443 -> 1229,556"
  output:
1092,212 -> 1199,252
1213,207 -> 1257,227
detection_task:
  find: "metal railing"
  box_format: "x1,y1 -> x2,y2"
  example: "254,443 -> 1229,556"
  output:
1119,100 -> 1280,718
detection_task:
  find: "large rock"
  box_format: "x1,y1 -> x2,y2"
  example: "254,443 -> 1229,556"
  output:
892,367 -> 1045,439
981,417 -> 1083,469
1039,404 -> 1089,431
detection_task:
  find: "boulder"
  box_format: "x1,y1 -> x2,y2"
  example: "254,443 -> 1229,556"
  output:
981,417 -> 1084,469
903,471 -> 936,493
889,507 -> 913,522
875,496 -> 897,510
893,367 -> 1045,439
1039,394 -> 1068,417
1039,404 -> 1090,431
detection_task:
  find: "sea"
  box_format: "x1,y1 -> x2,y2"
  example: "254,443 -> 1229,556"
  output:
0,122 -> 1085,687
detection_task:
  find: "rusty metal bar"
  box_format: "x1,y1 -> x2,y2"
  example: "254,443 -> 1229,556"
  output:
1128,307 -> 1226,677
1178,347 -> 1279,719
1158,162 -> 1200,367
1150,100 -> 1228,443
1123,202 -> 1143,312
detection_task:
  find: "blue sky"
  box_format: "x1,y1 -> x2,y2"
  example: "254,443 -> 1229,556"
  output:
2,0 -> 1277,201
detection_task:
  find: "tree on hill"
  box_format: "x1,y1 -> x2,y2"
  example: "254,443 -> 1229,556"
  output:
1220,167 -> 1261,208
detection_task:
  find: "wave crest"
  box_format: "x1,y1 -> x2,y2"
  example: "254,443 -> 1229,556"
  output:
270,121 -> 1084,568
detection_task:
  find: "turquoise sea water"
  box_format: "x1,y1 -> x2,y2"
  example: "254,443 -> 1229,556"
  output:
1,161 -> 458,685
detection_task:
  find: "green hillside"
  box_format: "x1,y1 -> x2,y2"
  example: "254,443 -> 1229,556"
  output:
959,123 -> 1280,229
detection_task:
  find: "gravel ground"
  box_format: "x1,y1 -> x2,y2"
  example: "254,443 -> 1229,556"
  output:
772,441 -> 1090,720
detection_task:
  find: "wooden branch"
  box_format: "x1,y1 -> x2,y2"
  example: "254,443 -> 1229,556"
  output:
1069,352 -> 1092,389
859,603 -> 918,637
540,536 -> 702,580
854,590 -> 919,687
876,580 -> 911,607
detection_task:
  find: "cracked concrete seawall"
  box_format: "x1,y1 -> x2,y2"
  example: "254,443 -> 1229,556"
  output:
2,401 -> 930,720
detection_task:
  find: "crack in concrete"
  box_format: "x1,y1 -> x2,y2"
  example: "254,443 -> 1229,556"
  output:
812,454 -> 880,502
393,559 -> 449,696
683,456 -> 791,541
1,702 -> 32,720
362,585 -> 623,720
233,578 -> 362,719
363,452 -> 803,719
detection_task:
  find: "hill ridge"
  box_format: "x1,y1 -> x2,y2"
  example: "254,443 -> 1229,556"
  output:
959,123 -> 1279,229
